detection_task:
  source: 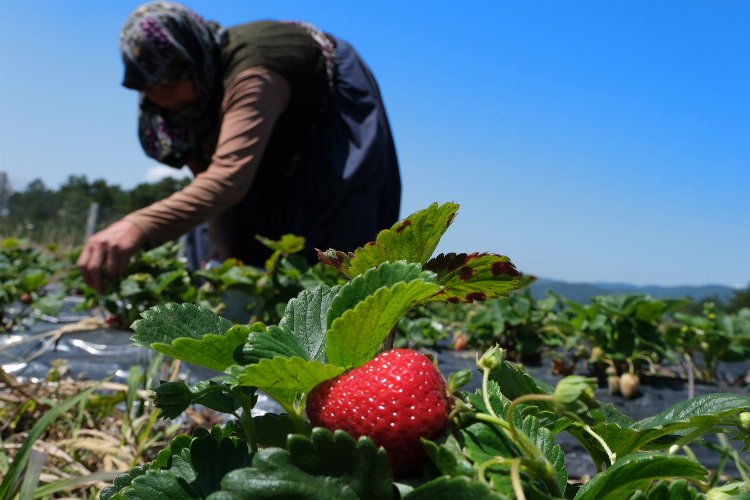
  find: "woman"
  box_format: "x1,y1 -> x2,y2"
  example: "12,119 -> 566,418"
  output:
78,2 -> 401,291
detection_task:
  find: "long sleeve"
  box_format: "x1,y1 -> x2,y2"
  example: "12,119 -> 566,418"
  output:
124,66 -> 291,246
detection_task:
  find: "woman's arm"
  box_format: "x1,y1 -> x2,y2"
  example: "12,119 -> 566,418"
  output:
78,67 -> 290,290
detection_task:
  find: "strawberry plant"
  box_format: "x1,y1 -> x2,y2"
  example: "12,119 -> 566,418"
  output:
67,241 -> 197,328
463,291 -> 565,363
558,295 -> 687,393
666,302 -> 750,383
12,202 -> 749,498
195,234 -> 342,324
0,238 -> 64,331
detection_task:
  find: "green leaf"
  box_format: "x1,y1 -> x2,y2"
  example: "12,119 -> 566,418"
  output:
208,429 -> 392,500
574,453 -> 707,500
634,393 -> 750,431
206,450 -> 356,500
608,393 -> 750,455
187,434 -> 253,497
328,261 -> 435,327
630,479 -> 705,500
402,476 -> 502,499
0,385 -> 97,499
236,324 -> 309,364
132,303 -> 233,346
132,303 -> 241,371
490,360 -> 554,400
153,326 -> 248,372
154,380 -> 256,418
422,435 -> 475,478
98,466 -> 151,499
253,413 -> 300,448
286,429 -> 393,500
237,357 -> 345,409
109,432 -> 252,499
516,415 -> 567,493
279,285 -> 340,362
326,279 -> 441,367
117,469 -> 200,499
319,202 -> 459,278
425,253 -> 521,303
256,233 -> 305,254
489,360 -> 612,469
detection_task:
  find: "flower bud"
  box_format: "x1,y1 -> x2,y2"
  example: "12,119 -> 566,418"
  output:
477,346 -> 505,371
553,376 -> 597,415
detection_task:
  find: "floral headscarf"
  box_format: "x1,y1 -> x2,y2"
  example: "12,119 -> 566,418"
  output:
120,2 -> 227,167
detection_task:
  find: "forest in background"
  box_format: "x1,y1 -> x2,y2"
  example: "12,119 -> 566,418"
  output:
0,173 -> 188,246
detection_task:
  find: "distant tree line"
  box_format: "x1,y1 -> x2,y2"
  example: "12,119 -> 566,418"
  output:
0,174 -> 189,247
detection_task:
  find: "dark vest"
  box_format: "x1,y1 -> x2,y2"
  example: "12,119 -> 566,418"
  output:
221,21 -> 330,178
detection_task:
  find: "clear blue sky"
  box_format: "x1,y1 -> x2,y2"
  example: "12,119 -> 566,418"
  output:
1,0 -> 748,288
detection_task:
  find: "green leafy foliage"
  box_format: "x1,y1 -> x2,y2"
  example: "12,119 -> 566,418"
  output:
153,380 -> 256,418
103,428 -> 252,499
318,202 -> 459,278
90,201 -> 750,500
629,480 -> 706,500
237,357 -> 345,409
401,476 -> 502,499
574,453 -> 707,500
207,429 -> 392,500
132,303 -> 241,371
425,252 -> 520,304
0,237 -> 64,330
326,278 -> 441,367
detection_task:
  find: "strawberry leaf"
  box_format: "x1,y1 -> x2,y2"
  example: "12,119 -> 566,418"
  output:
318,202 -> 459,278
573,452 -> 706,500
208,430 -> 392,500
422,435 -> 475,479
279,285 -> 340,362
326,279 -> 441,367
132,303 -> 241,371
99,465 -> 149,500
630,480 -> 704,500
286,429 -> 393,499
110,431 -> 252,499
424,253 -> 521,303
236,357 -> 345,409
594,393 -> 750,457
235,324 -> 309,364
132,303 -> 232,346
327,262 -> 435,327
401,476 -> 501,499
252,413 -> 300,449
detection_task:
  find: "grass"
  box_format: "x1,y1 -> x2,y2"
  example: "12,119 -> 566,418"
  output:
0,355 -> 222,499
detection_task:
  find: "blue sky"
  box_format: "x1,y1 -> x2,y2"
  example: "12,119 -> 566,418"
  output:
1,0 -> 748,288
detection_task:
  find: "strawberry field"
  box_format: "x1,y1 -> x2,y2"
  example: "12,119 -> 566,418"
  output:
1,203 -> 749,499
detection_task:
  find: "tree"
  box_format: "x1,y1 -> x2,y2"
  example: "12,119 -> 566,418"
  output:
728,283 -> 750,312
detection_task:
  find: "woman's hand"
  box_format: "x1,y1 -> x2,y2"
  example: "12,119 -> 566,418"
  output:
77,219 -> 145,292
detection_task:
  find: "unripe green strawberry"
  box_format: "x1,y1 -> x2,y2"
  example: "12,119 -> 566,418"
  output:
306,349 -> 449,477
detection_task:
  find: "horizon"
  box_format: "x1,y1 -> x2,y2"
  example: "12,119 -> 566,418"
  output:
1,0 -> 748,288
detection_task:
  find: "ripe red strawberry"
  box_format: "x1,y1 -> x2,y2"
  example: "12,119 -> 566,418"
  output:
306,349 -> 449,477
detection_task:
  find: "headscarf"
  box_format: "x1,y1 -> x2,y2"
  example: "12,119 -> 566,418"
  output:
120,2 -> 227,167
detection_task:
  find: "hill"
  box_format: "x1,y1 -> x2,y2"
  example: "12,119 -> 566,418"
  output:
528,278 -> 737,304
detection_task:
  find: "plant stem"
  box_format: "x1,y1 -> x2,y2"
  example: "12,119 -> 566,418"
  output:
510,459 -> 526,500
718,433 -> 750,483
684,354 -> 695,400
581,424 -> 616,466
482,367 -> 499,419
231,389 -> 258,452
